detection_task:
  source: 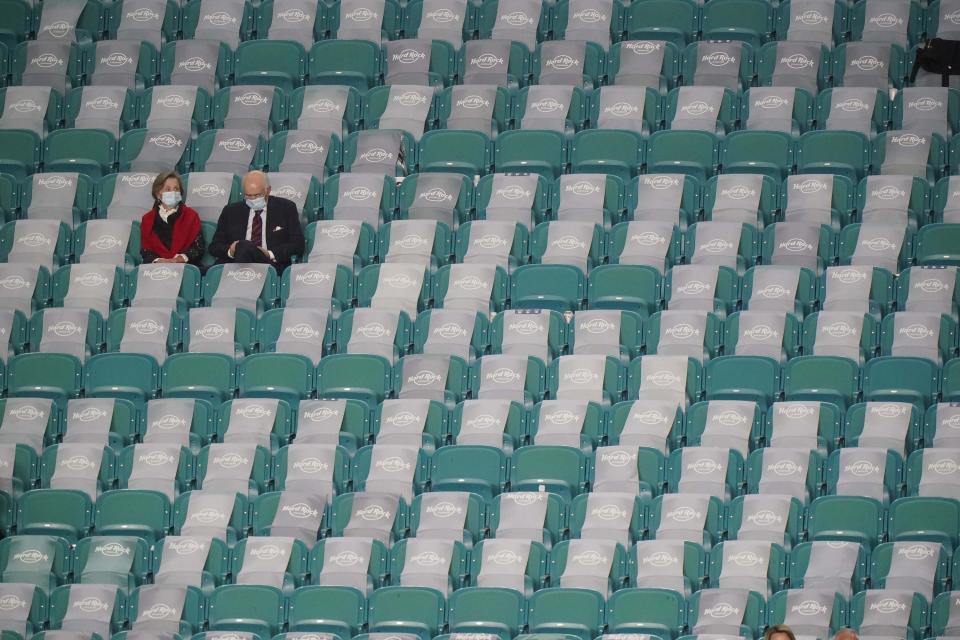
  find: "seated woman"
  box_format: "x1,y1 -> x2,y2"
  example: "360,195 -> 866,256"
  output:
141,170 -> 204,265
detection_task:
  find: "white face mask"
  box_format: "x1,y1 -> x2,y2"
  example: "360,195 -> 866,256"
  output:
246,196 -> 267,210
160,191 -> 181,207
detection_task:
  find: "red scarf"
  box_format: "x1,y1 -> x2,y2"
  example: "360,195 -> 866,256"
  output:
140,204 -> 202,259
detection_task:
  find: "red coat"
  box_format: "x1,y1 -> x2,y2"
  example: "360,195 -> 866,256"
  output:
140,204 -> 202,259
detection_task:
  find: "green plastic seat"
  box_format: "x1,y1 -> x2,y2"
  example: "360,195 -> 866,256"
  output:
800,311 -> 878,363
117,128 -> 192,174
270,446 -> 349,499
387,536 -> 469,589
419,130 -> 492,177
402,0 -> 476,42
705,174 -> 780,227
509,445 -> 588,500
191,128 -> 266,173
7,353 -> 82,406
429,445 -> 508,499
301,222 -> 373,272
566,309 -> 645,361
316,353 -> 393,408
238,354 -> 314,407
606,588 -> 685,639
325,491 -> 404,539
527,587 -> 605,640
706,539 -> 789,592
308,40 -> 381,91
39,443 -> 114,495
326,0 -> 402,38
888,496 -> 960,550
351,443 -> 429,495
664,87 -> 739,135
0,583 -> 45,637
569,490 -> 646,539
701,0 -> 773,47
665,448 -> 744,499
43,129 -> 117,180
932,590 -> 960,635
367,585 -> 445,640
530,398 -> 609,448
474,0 -> 550,40
207,584 -> 284,638
687,589 -> 765,638
741,87 -> 814,136
0,534 -> 71,593
627,354 -> 703,405
623,0 -> 699,47
760,222 -> 837,272
47,584 -> 124,637
475,172 -> 550,222
18,489 -> 92,542
407,491 -> 486,544
569,130 -> 645,183
95,486 -> 172,543
436,86 -> 512,136
152,532 -> 231,595
532,41 -> 606,89
529,220 -> 604,269
607,400 -> 682,451
850,0 -> 924,46
234,40 -> 305,91
0,130 -> 42,181
720,130 -> 795,181
456,40 -> 531,90
783,355 -> 860,409
644,311 -> 723,360
378,220 -> 453,271
448,399 -> 526,451
127,584 -> 204,637
767,590 -> 846,633
195,442 -> 271,496
161,353 -> 236,405
862,355 -> 939,409
231,535 -> 309,591
880,311 -> 956,363
0,0 -> 32,50
849,590 -> 928,639
10,41 -> 85,95
797,130 -> 871,183
915,223 -> 960,266
607,40 -> 680,91
286,84 -> 359,133
685,399 -> 764,451
646,130 -> 718,182
745,448 -> 824,500
788,539 -> 868,591
494,130 -> 568,181
447,586 -> 526,640
487,492 -> 565,547
287,585 -> 366,637
172,490 -> 248,545
871,131 -> 947,183
73,535 -> 150,591
807,494 -> 886,547
943,358 -> 960,402
511,264 -> 586,312
815,87 -> 891,135
833,43 -> 906,90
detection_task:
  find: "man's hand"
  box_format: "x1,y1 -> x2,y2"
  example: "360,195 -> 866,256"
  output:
173,254 -> 188,264
228,240 -> 238,258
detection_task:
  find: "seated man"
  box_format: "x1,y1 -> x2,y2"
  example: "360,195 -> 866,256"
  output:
208,170 -> 305,272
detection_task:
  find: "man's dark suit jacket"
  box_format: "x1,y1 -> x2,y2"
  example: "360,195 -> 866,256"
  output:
208,195 -> 305,273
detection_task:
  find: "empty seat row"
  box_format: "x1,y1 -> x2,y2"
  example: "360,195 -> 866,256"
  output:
5,581 -> 960,640
0,0 -> 949,52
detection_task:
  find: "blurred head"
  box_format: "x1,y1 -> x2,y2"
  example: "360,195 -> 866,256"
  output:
151,171 -> 183,201
833,629 -> 859,640
764,625 -> 796,640
242,170 -> 271,201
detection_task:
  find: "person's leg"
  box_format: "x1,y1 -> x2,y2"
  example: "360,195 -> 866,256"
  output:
232,239 -> 271,263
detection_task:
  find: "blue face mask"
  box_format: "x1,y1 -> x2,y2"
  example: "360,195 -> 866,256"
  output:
246,196 -> 267,210
160,191 -> 181,207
